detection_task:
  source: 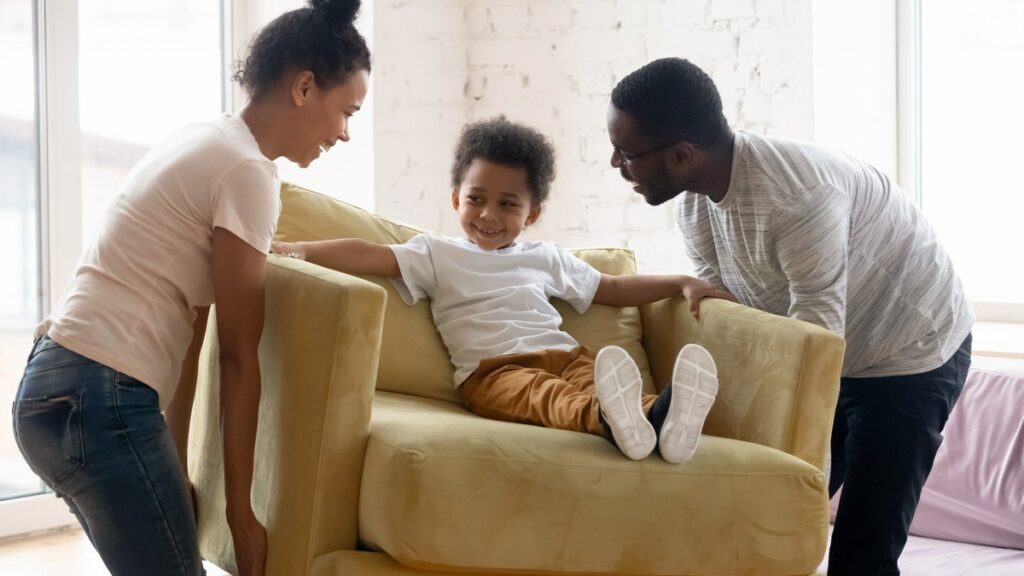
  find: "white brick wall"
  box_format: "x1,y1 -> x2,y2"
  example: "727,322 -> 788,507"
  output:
372,0 -> 469,232
373,0 -> 813,273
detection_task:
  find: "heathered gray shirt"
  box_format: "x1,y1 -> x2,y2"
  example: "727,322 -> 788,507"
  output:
676,130 -> 974,378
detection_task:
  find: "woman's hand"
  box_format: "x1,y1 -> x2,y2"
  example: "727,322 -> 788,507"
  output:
270,240 -> 306,260
681,278 -> 738,319
228,508 -> 267,576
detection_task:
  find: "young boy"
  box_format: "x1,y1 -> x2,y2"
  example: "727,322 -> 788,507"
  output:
273,116 -> 733,463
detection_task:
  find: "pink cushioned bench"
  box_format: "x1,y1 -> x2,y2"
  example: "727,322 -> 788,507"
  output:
820,357 -> 1024,574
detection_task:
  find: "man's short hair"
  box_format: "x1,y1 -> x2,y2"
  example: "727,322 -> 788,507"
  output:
612,58 -> 731,148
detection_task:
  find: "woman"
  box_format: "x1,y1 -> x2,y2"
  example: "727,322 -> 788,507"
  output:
11,1 -> 369,575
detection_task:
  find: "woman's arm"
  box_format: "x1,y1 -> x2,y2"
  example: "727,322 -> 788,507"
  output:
593,274 -> 737,318
212,227 -> 268,576
165,306 -> 210,478
271,238 -> 400,277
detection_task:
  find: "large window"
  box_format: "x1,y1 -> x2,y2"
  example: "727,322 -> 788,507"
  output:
0,0 -> 226,537
917,0 -> 1024,306
79,0 -> 224,243
1,0 -> 378,538
814,1 -> 1024,337
0,0 -> 45,505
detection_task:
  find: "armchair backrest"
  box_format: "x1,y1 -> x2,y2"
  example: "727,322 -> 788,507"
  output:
275,183 -> 657,401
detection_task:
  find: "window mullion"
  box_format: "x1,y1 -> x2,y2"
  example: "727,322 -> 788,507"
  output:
38,0 -> 83,314
896,0 -> 921,207
222,0 -> 245,114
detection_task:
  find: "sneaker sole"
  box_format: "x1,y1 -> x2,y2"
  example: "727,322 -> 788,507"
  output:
659,344 -> 718,464
595,346 -> 656,460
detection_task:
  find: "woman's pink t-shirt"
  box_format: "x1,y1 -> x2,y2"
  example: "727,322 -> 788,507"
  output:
38,114 -> 280,408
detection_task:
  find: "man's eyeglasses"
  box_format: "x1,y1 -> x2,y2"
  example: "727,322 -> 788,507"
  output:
614,140 -> 683,164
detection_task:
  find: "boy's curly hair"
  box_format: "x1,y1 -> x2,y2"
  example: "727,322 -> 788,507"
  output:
450,116 -> 556,205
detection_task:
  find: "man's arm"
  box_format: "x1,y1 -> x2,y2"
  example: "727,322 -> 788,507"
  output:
593,273 -> 736,318
775,185 -> 851,336
271,238 -> 400,277
690,255 -> 728,292
677,193 -> 729,291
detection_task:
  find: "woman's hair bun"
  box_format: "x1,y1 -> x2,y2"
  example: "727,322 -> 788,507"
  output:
309,0 -> 361,26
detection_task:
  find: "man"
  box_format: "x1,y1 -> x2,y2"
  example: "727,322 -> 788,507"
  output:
606,57 -> 973,576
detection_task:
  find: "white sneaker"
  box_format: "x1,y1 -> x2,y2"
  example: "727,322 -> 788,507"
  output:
595,346 -> 657,460
659,344 -> 718,464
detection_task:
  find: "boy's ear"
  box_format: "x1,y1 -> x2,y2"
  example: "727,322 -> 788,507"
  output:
451,188 -> 460,211
526,202 -> 542,226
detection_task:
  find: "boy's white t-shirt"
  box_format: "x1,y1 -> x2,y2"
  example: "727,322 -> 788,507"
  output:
37,114 -> 280,409
389,234 -> 603,388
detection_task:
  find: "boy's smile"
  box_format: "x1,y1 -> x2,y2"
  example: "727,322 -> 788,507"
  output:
452,159 -> 541,251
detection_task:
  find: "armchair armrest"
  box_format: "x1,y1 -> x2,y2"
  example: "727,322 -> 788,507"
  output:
641,297 -> 844,471
190,255 -> 387,575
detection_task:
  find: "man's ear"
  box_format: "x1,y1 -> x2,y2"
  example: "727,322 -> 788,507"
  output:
669,142 -> 696,167
291,70 -> 317,106
451,188 -> 460,211
526,202 -> 543,226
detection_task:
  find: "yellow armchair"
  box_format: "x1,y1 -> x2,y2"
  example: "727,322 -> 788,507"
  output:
191,256 -> 387,575
191,184 -> 844,576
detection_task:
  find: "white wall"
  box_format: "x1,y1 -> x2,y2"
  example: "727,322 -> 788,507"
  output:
372,0 -> 470,231
812,1 -> 897,179
244,0 -> 817,274
374,0 -> 814,273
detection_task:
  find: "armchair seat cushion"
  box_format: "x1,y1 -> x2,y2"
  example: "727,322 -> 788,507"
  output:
359,392 -> 829,576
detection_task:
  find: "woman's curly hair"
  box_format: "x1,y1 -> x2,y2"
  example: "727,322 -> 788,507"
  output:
233,0 -> 371,97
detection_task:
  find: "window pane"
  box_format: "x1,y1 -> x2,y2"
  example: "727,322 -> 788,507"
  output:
921,1 -> 1024,302
79,0 -> 223,243
0,0 -> 46,501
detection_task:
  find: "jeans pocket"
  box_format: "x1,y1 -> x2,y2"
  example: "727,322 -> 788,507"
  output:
14,390 -> 87,487
113,374 -> 159,406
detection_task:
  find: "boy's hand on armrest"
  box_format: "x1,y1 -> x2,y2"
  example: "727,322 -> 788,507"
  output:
271,241 -> 306,260
271,238 -> 400,277
681,277 -> 738,319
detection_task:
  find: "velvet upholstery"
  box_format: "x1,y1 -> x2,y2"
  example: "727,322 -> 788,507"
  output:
191,183 -> 845,575
191,256 -> 387,575
273,183 -> 656,399
360,392 -> 829,575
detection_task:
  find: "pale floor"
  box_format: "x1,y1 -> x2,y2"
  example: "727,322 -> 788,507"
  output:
0,527 -> 229,576
0,528 -> 821,576
2,526 -> 1023,576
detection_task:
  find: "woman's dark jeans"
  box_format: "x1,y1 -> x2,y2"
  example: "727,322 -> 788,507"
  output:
12,336 -> 202,576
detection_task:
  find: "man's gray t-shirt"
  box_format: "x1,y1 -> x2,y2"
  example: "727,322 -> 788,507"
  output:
677,130 -> 973,378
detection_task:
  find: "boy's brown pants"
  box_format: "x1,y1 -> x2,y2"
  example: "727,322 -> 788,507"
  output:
459,346 -> 656,436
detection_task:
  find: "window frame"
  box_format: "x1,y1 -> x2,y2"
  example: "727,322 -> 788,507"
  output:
814,0 -> 1023,325
0,0 -> 233,538
0,0 -> 82,537
898,0 -> 1024,323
